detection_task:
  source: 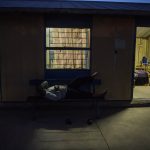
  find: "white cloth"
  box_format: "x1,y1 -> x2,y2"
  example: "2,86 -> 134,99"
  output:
44,85 -> 67,101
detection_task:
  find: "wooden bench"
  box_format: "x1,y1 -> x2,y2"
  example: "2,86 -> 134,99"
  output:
27,78 -> 104,118
28,78 -> 104,106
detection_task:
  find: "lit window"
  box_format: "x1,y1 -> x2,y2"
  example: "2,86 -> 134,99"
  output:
46,28 -> 90,69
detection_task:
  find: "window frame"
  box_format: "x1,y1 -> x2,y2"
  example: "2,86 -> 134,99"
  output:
44,15 -> 92,79
45,27 -> 91,70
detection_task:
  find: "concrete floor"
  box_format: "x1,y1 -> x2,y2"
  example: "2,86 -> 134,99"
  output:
133,86 -> 150,99
0,107 -> 150,150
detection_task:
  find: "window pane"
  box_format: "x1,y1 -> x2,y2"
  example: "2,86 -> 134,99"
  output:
46,28 -> 90,48
46,50 -> 90,69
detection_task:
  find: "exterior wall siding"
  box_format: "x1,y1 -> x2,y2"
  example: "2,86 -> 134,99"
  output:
0,14 -> 135,101
0,14 -> 44,101
92,16 -> 135,100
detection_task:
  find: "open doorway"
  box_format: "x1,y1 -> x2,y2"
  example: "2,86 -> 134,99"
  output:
133,27 -> 150,99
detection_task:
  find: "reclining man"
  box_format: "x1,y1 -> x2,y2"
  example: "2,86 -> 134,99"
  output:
39,72 -> 106,101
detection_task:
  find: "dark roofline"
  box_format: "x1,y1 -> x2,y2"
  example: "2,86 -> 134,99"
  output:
0,1 -> 150,16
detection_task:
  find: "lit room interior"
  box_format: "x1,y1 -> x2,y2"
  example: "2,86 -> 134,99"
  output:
133,27 -> 150,99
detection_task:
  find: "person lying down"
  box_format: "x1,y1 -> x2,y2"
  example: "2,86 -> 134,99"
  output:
38,72 -> 107,101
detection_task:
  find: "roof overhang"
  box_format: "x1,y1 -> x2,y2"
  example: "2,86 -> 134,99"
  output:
0,1 -> 150,16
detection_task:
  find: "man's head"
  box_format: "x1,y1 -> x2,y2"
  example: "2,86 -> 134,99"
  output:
37,81 -> 49,96
40,81 -> 49,89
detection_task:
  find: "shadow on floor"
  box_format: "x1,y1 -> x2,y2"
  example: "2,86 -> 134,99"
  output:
0,107 -> 127,150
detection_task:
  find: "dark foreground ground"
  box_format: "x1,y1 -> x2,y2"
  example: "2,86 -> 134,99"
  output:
0,106 -> 150,150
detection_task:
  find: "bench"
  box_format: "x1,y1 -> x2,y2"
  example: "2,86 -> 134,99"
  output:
27,78 -> 106,120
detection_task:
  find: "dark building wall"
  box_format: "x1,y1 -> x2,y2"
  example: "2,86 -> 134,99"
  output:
0,13 -> 135,101
0,13 -> 44,101
92,16 -> 135,100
